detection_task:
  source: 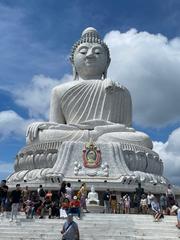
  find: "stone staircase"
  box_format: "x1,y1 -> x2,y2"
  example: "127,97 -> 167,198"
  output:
0,213 -> 179,240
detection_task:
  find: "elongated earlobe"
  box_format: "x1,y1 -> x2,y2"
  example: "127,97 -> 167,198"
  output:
103,58 -> 111,79
103,70 -> 107,79
72,65 -> 79,80
70,56 -> 79,80
103,57 -> 111,79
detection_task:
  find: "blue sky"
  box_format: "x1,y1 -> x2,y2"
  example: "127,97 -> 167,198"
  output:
0,0 -> 180,184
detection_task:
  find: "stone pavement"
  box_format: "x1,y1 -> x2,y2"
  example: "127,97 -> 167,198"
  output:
0,213 -> 179,240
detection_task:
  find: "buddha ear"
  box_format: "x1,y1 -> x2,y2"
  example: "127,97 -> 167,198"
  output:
69,56 -> 79,80
103,70 -> 107,79
72,65 -> 79,81
103,58 -> 111,79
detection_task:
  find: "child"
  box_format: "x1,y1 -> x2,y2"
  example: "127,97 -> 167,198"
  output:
60,198 -> 69,219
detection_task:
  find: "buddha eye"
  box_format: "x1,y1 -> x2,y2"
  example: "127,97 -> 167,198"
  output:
79,48 -> 88,54
94,48 -> 102,55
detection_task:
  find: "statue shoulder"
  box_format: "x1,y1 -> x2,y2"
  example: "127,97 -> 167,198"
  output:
51,81 -> 78,100
104,78 -> 131,95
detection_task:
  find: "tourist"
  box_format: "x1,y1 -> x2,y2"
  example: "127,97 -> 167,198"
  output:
40,195 -> 52,219
36,200 -> 44,218
9,184 -> 22,222
24,198 -> 35,219
151,197 -> 163,222
65,182 -> 73,201
118,196 -> 124,214
61,213 -> 80,240
68,196 -> 81,220
31,191 -> 42,217
110,191 -> 117,214
0,180 -> 9,217
132,193 -> 139,214
147,192 -> 154,213
159,194 -> 168,215
171,205 -> 180,229
79,183 -> 89,213
37,185 -> 46,202
22,186 -> 30,202
36,193 -> 51,219
60,198 -> 69,219
135,183 -> 144,213
140,194 -> 148,214
49,200 -> 59,219
45,190 -> 53,201
103,189 -> 110,213
123,194 -> 131,214
59,181 -> 67,204
166,184 -> 175,207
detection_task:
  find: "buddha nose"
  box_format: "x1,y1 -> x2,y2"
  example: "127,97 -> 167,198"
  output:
86,48 -> 94,58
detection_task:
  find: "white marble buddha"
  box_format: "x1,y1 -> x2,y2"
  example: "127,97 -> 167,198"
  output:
86,185 -> 99,205
26,27 -> 152,149
8,27 -> 166,184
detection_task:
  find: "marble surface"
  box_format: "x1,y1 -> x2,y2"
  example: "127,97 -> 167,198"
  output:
8,27 -> 168,189
86,185 -> 99,205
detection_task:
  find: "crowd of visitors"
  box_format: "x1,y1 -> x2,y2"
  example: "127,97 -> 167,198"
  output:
102,183 -> 178,218
0,181 -> 89,222
0,180 -> 179,228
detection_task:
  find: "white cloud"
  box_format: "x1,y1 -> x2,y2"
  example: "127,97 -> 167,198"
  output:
0,162 -> 13,173
13,74 -> 72,119
0,74 -> 72,141
104,29 -> 180,127
0,73 -> 72,143
0,110 -> 32,140
153,127 -> 180,185
0,162 -> 14,180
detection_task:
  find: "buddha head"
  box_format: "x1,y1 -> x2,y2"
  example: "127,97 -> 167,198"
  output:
91,185 -> 95,193
70,27 -> 111,80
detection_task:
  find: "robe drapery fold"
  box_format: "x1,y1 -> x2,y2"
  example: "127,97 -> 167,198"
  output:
60,79 -> 132,126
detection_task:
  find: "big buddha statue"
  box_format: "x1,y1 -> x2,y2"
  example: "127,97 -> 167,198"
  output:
8,27 -> 166,186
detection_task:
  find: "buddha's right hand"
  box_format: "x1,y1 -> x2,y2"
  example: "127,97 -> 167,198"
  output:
26,122 -> 58,142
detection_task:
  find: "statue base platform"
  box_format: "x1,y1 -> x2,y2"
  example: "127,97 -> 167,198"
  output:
7,140 -> 169,193
86,204 -> 104,213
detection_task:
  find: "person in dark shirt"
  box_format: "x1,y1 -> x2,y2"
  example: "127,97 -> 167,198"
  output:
0,180 -> 9,216
103,189 -> 110,213
135,182 -> 144,213
9,184 -> 21,222
61,214 -> 80,240
59,181 -> 66,204
37,185 -> 46,202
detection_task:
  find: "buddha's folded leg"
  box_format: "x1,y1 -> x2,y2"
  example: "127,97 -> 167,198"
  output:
35,129 -> 90,143
96,131 -> 153,149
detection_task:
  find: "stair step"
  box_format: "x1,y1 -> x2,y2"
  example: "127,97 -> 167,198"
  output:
0,214 -> 179,240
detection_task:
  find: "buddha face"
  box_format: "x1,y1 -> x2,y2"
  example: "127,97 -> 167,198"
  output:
73,42 -> 109,80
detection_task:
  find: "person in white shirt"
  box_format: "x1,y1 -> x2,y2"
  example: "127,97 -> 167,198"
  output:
171,205 -> 180,229
65,183 -> 73,201
147,192 -> 154,211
